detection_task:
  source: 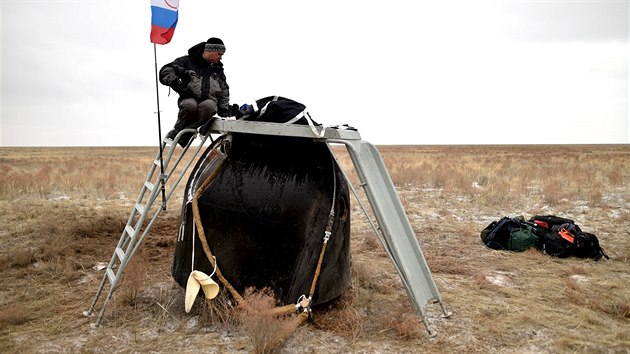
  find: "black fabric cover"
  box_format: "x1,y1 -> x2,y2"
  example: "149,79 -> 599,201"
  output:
172,133 -> 351,306
241,96 -> 320,125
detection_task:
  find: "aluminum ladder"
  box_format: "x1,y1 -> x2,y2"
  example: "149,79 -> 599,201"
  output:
83,128 -> 209,327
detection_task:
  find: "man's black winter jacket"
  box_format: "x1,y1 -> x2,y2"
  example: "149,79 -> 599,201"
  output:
159,42 -> 230,114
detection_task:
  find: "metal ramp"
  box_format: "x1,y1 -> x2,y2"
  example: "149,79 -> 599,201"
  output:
327,139 -> 451,334
84,119 -> 449,333
83,128 -> 210,327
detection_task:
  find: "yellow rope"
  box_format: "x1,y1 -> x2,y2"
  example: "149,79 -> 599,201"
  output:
293,311 -> 310,328
191,162 -> 244,304
308,237 -> 329,298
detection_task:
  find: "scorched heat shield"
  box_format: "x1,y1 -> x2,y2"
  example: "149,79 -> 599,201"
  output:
172,132 -> 351,306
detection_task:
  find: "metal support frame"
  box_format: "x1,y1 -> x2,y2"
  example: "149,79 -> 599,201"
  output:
84,118 -> 449,333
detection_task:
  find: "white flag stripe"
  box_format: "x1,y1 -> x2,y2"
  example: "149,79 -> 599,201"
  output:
151,0 -> 179,11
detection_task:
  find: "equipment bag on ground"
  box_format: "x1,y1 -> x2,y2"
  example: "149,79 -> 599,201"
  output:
531,216 -> 609,261
481,214 -> 609,261
480,216 -> 542,252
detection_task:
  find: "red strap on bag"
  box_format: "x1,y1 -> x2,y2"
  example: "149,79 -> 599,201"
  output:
558,228 -> 575,243
533,220 -> 549,229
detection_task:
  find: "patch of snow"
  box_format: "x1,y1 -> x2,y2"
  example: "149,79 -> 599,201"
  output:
608,209 -> 622,219
93,262 -> 107,271
486,271 -> 513,287
570,275 -> 589,283
77,274 -> 95,284
30,262 -> 45,269
576,205 -> 590,211
451,214 -> 464,222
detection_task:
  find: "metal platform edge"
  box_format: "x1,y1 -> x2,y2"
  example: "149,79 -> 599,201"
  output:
206,118 -> 362,140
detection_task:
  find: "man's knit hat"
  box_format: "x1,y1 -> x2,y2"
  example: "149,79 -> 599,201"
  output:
205,37 -> 226,52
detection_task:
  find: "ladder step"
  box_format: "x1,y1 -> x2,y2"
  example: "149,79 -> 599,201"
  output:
125,225 -> 136,238
115,247 -> 125,261
85,136 -> 206,327
106,268 -> 116,284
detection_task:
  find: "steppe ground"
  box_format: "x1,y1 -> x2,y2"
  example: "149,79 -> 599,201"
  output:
0,144 -> 628,353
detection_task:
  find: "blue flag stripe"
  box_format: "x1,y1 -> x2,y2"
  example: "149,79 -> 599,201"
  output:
151,6 -> 178,29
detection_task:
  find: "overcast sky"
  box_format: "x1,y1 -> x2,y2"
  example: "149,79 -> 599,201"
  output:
1,0 -> 628,146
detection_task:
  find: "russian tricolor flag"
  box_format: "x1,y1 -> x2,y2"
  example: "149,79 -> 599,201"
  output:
150,0 -> 179,45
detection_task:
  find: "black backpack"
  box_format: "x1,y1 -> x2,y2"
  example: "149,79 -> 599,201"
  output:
540,223 -> 581,258
240,96 -> 319,125
574,232 -> 609,261
541,222 -> 609,261
480,216 -> 542,252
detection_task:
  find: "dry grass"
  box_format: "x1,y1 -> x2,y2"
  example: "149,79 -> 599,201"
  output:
239,288 -> 300,354
118,251 -> 149,307
199,291 -> 240,332
0,144 -> 629,353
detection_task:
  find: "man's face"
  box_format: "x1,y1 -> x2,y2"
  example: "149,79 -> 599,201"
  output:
203,50 -> 224,63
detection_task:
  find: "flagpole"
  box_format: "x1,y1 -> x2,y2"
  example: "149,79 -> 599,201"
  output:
153,43 -> 168,211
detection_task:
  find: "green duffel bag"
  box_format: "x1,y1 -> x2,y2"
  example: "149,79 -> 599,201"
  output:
506,225 -> 541,252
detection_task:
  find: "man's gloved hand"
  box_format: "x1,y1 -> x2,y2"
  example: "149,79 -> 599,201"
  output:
231,104 -> 245,119
219,104 -> 245,118
182,71 -> 201,98
217,107 -> 229,117
183,70 -> 199,80
171,75 -> 191,93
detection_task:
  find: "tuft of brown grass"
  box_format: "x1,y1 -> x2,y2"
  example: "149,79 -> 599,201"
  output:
239,288 -> 299,354
0,249 -> 37,269
595,302 -> 630,320
379,300 -> 425,340
199,291 -> 240,333
118,252 -> 148,307
350,259 -> 379,290
0,304 -> 34,328
315,293 -> 364,344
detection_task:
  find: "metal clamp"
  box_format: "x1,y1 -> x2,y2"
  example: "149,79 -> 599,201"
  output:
323,231 -> 331,244
295,294 -> 313,318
